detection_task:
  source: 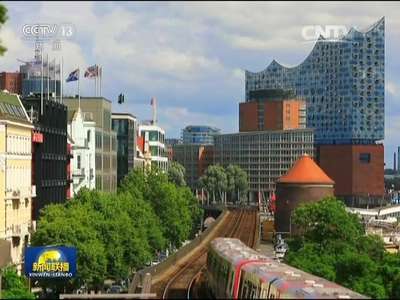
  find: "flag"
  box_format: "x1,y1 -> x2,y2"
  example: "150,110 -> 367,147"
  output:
84,65 -> 98,78
66,69 -> 79,82
151,97 -> 156,106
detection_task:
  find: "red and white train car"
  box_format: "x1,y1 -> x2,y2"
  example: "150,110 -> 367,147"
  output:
206,238 -> 368,299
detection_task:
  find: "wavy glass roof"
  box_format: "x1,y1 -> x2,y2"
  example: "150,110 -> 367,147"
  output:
245,18 -> 385,144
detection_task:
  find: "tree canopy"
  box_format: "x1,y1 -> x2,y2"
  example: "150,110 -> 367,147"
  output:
1,267 -> 34,299
120,167 -> 202,248
285,197 -> 400,299
31,167 -> 203,293
0,4 -> 7,56
168,161 -> 186,187
199,164 -> 248,204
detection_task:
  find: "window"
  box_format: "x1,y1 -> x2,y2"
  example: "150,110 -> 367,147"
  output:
77,155 -> 81,169
359,153 -> 371,163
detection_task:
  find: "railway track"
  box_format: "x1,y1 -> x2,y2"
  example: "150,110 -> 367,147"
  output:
156,208 -> 259,299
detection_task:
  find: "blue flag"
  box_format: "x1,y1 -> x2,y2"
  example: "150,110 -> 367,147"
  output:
66,69 -> 79,82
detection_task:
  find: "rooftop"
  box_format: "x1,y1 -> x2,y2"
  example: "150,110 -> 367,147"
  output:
278,154 -> 334,185
0,91 -> 30,124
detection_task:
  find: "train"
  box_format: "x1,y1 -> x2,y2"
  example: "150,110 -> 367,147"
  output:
206,238 -> 368,299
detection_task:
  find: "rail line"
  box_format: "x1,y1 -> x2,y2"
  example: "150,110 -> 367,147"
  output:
156,208 -> 259,299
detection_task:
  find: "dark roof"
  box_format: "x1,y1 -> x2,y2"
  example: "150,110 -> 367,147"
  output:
248,89 -> 296,101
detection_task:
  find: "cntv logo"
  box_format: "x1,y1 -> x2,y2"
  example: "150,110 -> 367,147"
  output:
22,23 -> 75,40
302,25 -> 349,42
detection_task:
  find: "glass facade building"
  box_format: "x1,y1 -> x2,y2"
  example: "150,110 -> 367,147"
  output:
112,114 -> 137,186
245,18 -> 384,145
182,125 -> 221,145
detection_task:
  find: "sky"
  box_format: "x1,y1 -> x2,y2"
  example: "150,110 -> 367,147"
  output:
1,1 -> 400,166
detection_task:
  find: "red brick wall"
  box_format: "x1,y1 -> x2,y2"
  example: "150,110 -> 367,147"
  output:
264,101 -> 282,130
317,144 -> 384,198
0,72 -> 22,94
240,99 -> 304,132
282,99 -> 305,130
239,102 -> 258,132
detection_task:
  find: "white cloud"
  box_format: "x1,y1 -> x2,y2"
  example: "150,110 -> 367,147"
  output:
1,1 -> 400,161
161,106 -> 234,136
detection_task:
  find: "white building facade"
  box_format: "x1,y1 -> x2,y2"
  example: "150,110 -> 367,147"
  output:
139,123 -> 168,171
67,108 -> 96,195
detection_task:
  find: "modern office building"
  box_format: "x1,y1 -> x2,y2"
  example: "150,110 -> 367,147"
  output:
165,138 -> 182,161
245,18 -> 384,144
139,123 -> 168,171
172,144 -> 214,189
0,72 -> 22,95
214,129 -> 314,201
245,18 -> 385,207
182,125 -> 221,145
112,113 -> 138,186
67,108 -> 96,195
0,91 -> 34,272
22,95 -> 69,220
19,48 -> 61,97
240,89 -> 306,132
64,97 -> 117,193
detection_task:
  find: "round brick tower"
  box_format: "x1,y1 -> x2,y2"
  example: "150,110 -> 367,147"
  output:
275,154 -> 335,234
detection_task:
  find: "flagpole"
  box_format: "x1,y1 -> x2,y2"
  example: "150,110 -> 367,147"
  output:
95,69 -> 97,97
54,58 -> 57,102
41,50 -> 43,115
61,56 -> 63,104
100,66 -> 102,97
78,68 -> 81,110
47,54 -> 50,100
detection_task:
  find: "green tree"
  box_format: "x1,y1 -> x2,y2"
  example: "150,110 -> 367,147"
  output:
31,202 -> 108,292
290,197 -> 364,245
0,4 -> 7,56
199,165 -> 227,203
225,164 -> 249,203
1,267 -> 35,299
285,196 -> 400,298
120,167 -> 202,248
168,161 -> 186,186
31,187 -> 166,292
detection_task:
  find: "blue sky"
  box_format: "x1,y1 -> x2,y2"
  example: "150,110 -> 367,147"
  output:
1,1 -> 400,166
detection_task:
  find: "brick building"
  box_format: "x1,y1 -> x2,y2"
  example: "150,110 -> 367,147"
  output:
0,72 -> 22,95
275,154 -> 334,234
316,144 -> 385,207
239,89 -> 306,132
